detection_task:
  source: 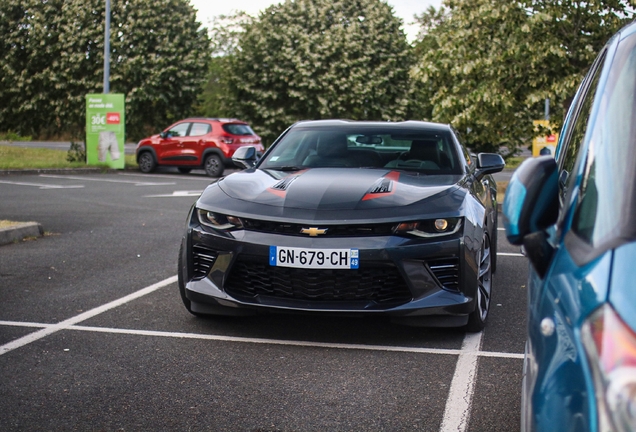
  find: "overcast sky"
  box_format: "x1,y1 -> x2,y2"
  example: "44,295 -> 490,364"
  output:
190,0 -> 443,42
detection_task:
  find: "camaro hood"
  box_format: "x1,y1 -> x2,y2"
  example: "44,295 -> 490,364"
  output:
219,168 -> 459,209
197,168 -> 472,223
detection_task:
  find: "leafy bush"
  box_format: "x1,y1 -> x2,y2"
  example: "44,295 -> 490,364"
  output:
66,141 -> 86,163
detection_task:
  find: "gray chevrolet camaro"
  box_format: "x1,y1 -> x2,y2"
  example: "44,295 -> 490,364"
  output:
178,120 -> 505,331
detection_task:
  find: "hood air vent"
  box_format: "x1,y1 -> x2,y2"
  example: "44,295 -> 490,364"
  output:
272,176 -> 299,191
369,178 -> 393,194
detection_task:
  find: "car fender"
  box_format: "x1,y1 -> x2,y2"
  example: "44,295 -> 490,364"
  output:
202,147 -> 229,164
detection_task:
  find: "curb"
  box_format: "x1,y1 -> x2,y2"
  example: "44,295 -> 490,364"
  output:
0,222 -> 44,246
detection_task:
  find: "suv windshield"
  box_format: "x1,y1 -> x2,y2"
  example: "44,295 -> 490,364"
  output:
260,125 -> 462,174
223,124 -> 255,136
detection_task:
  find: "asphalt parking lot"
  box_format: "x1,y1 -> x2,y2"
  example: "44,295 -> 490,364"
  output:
0,171 -> 528,431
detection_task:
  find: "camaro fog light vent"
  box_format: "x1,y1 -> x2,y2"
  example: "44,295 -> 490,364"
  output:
192,245 -> 218,280
427,257 -> 460,291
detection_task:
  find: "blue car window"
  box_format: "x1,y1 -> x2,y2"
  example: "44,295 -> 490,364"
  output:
572,34 -> 636,246
558,54 -> 605,205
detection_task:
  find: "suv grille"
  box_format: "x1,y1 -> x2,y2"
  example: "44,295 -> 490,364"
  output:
192,245 -> 218,280
427,257 -> 460,291
225,257 -> 411,305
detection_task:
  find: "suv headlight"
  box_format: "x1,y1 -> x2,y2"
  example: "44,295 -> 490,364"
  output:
393,217 -> 462,238
581,304 -> 636,432
197,209 -> 243,230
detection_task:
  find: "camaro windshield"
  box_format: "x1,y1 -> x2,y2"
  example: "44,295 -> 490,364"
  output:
259,125 -> 463,174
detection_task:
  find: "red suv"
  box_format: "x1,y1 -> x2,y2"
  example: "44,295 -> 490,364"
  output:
135,118 -> 263,177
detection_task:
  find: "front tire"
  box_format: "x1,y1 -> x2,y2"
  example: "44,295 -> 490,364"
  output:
204,154 -> 224,177
138,152 -> 156,173
466,233 -> 493,332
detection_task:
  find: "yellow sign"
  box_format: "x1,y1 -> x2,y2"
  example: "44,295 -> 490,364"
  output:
532,120 -> 558,157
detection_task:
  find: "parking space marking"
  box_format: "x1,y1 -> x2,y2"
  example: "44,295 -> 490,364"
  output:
0,179 -> 84,189
144,190 -> 204,197
0,276 -> 177,356
0,319 -> 523,360
39,174 -> 175,186
118,172 -> 217,181
497,252 -> 525,257
440,332 -> 483,432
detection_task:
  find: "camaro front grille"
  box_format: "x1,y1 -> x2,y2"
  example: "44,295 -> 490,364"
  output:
225,257 -> 412,304
240,219 -> 396,237
427,257 -> 460,291
192,245 -> 218,280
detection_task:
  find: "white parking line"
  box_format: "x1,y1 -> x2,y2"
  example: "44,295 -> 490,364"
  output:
0,179 -> 84,189
497,252 -> 525,257
440,332 -> 483,432
119,172 -> 217,181
0,318 -> 524,360
144,190 -> 203,197
0,276 -> 177,356
39,174 -> 175,186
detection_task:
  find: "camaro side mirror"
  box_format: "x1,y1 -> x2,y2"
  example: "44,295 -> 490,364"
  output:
503,156 -> 559,277
159,131 -> 172,139
232,146 -> 258,169
475,153 -> 505,179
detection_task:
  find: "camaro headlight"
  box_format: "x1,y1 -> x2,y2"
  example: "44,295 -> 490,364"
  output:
581,304 -> 636,432
197,209 -> 243,230
393,217 -> 462,238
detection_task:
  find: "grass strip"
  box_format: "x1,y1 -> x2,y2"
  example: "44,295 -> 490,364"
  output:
0,145 -> 137,169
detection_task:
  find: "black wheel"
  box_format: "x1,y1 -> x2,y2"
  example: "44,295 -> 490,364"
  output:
138,152 -> 156,173
204,154 -> 224,177
466,233 -> 493,332
178,242 -> 202,316
177,167 -> 192,174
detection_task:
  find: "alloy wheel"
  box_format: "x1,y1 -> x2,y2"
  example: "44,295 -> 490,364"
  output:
475,234 -> 492,322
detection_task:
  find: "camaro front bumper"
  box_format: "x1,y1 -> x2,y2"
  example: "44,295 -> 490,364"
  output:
180,217 -> 482,327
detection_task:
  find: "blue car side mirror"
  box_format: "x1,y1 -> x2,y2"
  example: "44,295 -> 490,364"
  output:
503,156 -> 559,245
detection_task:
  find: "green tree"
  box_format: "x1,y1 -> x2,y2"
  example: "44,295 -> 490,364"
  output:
226,0 -> 412,145
0,0 -> 209,140
411,0 -> 633,155
196,12 -> 252,118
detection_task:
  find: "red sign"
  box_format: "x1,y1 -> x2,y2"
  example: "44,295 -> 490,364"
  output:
106,112 -> 121,124
547,135 -> 557,143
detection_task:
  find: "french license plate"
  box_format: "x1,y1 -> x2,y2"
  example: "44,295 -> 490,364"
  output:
269,246 -> 359,269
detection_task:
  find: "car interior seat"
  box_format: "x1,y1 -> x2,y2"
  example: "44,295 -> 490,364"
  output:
303,134 -> 351,167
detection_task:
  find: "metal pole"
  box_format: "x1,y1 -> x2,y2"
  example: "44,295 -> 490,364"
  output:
103,0 -> 111,93
544,98 -> 550,121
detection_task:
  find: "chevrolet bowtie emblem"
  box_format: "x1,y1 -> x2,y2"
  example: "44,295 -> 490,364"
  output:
300,227 -> 328,236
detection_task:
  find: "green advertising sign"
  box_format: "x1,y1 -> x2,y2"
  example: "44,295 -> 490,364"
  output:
85,94 -> 125,169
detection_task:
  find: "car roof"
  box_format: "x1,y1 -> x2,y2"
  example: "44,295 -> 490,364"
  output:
618,19 -> 636,41
290,119 -> 452,133
181,118 -> 247,123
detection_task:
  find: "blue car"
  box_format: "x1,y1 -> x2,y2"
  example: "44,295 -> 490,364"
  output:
503,21 -> 636,432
